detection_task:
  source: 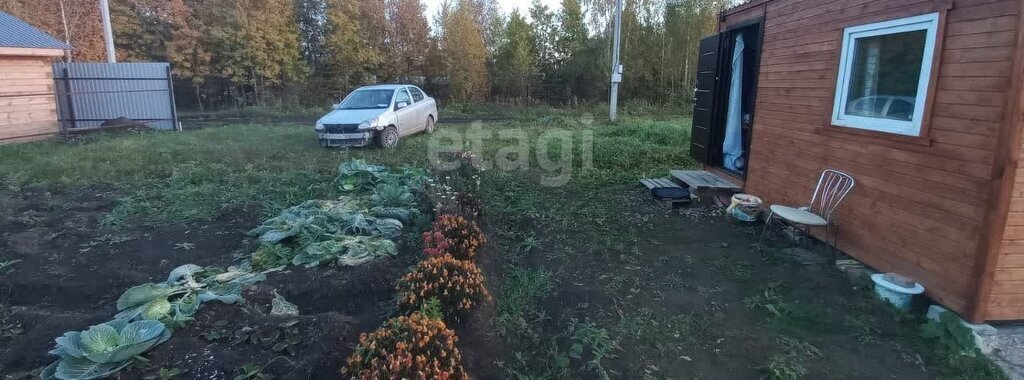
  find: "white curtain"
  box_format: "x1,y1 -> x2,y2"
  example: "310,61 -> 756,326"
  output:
723,34 -> 745,172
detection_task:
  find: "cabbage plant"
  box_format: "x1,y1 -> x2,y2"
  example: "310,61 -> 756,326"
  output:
115,264 -> 265,326
247,160 -> 428,270
337,160 -> 389,191
41,319 -> 170,380
248,200 -> 404,245
292,235 -> 398,267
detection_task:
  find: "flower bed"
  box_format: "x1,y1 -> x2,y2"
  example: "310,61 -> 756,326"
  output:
345,151 -> 494,376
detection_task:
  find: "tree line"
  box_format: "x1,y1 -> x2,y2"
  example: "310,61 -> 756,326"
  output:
0,0 -> 728,110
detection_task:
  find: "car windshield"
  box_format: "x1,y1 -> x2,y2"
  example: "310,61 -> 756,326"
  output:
336,89 -> 393,110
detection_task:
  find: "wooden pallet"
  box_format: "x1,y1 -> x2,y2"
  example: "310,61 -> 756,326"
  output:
670,170 -> 741,197
639,177 -> 691,209
639,177 -> 683,190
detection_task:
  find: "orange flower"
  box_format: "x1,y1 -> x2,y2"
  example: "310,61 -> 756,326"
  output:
343,313 -> 468,380
396,255 -> 491,320
425,215 -> 486,261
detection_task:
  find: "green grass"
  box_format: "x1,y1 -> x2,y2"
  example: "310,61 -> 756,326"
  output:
0,110 -> 693,226
178,105 -> 325,120
440,100 -> 691,121
496,266 -> 553,337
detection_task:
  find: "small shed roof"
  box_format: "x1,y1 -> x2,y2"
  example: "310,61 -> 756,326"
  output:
0,11 -> 70,50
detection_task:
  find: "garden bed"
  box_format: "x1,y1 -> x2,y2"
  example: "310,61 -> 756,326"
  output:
0,159 -> 505,379
0,188 -> 259,375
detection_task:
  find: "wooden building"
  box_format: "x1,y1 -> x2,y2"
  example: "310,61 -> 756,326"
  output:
689,0 -> 1024,321
0,11 -> 68,143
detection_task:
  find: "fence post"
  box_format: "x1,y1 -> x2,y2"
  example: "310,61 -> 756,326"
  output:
165,65 -> 179,131
61,67 -> 76,130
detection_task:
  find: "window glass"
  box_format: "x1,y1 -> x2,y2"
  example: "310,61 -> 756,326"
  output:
336,90 -> 393,110
847,96 -> 888,117
394,89 -> 411,106
886,99 -> 915,121
844,30 -> 926,121
831,13 -> 938,137
409,87 -> 425,102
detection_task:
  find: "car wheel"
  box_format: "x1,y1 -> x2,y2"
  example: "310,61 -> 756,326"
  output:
378,126 -> 399,149
425,116 -> 435,134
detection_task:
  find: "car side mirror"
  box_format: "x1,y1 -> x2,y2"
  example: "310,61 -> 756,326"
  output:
332,103 -> 341,109
396,102 -> 409,110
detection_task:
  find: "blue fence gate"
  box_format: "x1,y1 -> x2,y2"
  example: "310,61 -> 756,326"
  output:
52,62 -> 179,130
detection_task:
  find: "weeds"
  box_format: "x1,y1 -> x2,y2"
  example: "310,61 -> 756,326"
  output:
762,354 -> 807,380
144,367 -> 182,380
0,306 -> 23,341
567,319 -> 619,380
709,255 -> 753,282
233,363 -> 269,380
496,266 -> 552,337
760,338 -> 820,380
743,281 -> 785,314
920,311 -> 977,355
250,244 -> 295,271
0,258 -> 21,274
78,234 -> 133,253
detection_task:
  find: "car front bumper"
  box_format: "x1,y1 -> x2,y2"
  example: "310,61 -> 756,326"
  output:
317,131 -> 374,147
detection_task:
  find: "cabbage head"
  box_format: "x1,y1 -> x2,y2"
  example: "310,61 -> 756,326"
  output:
41,319 -> 170,380
337,160 -> 388,192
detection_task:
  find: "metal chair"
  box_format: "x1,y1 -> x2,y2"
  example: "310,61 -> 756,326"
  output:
759,169 -> 855,249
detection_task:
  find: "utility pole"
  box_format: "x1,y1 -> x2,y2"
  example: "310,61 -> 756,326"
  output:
608,0 -> 624,122
99,0 -> 116,63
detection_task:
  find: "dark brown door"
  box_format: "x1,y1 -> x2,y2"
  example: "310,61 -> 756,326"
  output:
690,33 -> 722,164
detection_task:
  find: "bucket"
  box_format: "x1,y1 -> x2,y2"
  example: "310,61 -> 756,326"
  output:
727,194 -> 762,222
871,273 -> 925,310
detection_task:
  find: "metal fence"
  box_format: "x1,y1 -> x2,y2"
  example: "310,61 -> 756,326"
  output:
52,62 -> 179,130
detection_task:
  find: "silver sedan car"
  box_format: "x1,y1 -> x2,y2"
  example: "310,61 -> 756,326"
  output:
315,84 -> 438,148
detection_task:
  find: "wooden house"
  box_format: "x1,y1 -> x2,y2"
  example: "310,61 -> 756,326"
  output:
688,0 -> 1024,322
0,11 -> 68,143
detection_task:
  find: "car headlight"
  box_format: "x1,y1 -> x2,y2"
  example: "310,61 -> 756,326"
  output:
315,121 -> 324,131
358,117 -> 379,130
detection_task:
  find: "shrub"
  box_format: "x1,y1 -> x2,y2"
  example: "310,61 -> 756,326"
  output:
430,215 -> 486,261
422,230 -> 451,258
343,313 -> 468,380
397,255 -> 492,318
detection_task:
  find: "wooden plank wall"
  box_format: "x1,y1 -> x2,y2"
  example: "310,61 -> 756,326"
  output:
733,0 -> 1020,317
0,55 -> 59,143
986,1 -> 1024,321
990,134 -> 1024,320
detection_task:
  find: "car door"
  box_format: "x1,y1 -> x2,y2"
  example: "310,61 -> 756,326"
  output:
393,88 -> 415,136
408,87 -> 428,131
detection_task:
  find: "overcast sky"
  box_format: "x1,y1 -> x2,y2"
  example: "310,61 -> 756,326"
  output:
423,0 -> 564,22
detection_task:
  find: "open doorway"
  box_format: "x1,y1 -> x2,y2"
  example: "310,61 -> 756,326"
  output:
689,18 -> 762,179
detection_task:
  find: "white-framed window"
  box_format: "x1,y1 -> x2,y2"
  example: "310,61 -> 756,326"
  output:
832,13 -> 940,137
